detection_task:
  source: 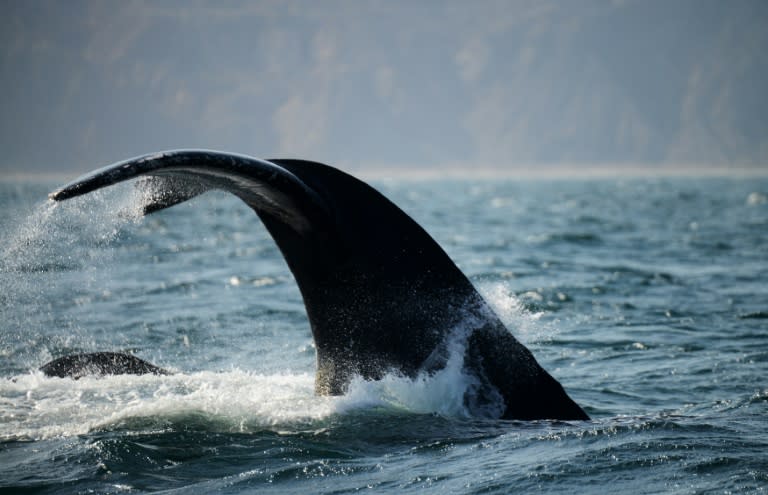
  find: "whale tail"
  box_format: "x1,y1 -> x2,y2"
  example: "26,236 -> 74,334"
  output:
47,150 -> 588,420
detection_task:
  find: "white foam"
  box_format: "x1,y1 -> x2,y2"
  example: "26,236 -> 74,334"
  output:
0,370 -> 333,441
338,298 -> 528,420
340,341 -> 479,418
1,363 -> 483,441
1,323 -> 512,441
477,282 -> 551,344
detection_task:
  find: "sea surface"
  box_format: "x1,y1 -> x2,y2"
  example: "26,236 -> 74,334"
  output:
1,171 -> 767,494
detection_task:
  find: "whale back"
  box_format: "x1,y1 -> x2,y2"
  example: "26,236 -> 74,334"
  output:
40,352 -> 170,379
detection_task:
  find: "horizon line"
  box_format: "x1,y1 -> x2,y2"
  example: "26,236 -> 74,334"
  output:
1,162 -> 767,183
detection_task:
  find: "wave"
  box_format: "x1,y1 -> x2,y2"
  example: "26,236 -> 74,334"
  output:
1,351 -> 496,442
1,371 -> 327,441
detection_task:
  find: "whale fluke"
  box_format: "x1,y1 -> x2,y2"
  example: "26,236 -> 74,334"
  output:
40,352 -> 170,379
47,150 -> 588,420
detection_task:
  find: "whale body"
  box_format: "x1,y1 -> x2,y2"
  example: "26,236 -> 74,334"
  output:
42,150 -> 588,421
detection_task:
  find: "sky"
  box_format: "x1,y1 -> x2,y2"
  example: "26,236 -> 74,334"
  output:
1,0 -> 767,176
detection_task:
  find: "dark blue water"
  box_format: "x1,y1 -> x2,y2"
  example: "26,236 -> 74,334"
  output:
1,174 -> 767,493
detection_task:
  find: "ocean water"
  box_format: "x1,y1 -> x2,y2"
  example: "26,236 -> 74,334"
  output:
1,172 -> 767,494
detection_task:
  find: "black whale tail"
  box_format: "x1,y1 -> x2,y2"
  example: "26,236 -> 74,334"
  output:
47,150 -> 588,421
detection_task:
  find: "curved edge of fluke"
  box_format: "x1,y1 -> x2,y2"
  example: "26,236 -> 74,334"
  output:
46,149 -> 332,233
48,150 -> 288,201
